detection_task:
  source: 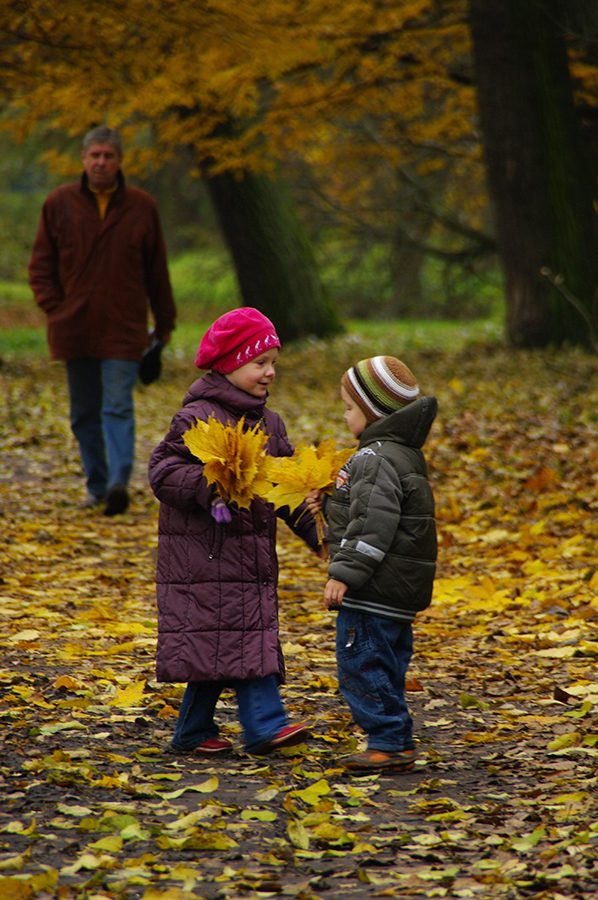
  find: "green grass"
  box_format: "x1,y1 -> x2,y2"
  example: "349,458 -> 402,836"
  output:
0,314 -> 505,364
0,280 -> 34,303
0,328 -> 47,356
169,249 -> 240,316
343,316 -> 503,349
166,316 -> 504,366
0,247 -> 506,361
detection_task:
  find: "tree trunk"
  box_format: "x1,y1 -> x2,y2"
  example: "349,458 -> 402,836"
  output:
469,0 -> 598,347
202,165 -> 342,343
388,234 -> 425,317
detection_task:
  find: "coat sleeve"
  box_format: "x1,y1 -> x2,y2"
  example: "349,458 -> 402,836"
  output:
328,454 -> 403,591
148,410 -> 213,512
278,501 -> 323,553
28,200 -> 64,315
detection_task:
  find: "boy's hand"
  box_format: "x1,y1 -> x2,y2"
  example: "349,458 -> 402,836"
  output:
324,578 -> 347,608
305,490 -> 324,516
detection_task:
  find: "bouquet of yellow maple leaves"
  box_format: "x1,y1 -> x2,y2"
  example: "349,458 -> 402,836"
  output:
183,416 -> 272,509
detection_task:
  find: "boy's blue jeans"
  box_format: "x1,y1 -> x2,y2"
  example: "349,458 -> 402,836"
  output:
66,358 -> 139,498
172,675 -> 288,754
336,607 -> 415,752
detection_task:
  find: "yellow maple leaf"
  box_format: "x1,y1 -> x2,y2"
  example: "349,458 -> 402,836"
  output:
109,681 -> 146,708
183,416 -> 271,509
265,439 -> 353,510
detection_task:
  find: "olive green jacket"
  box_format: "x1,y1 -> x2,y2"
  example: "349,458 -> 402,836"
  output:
326,396 -> 438,621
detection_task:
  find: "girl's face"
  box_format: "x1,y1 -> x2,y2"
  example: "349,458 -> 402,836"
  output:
341,384 -> 368,438
225,348 -> 279,397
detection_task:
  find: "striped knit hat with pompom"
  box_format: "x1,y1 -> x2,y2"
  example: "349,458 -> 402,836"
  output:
341,356 -> 419,425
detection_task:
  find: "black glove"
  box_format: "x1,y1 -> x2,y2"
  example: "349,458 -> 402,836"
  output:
139,338 -> 164,385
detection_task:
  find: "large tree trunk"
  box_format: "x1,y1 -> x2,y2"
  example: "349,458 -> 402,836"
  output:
202,166 -> 342,343
469,0 -> 598,348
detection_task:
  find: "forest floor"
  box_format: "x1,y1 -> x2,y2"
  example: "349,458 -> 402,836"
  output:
2,340 -> 598,900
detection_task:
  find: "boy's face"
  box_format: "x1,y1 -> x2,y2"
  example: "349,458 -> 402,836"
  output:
341,385 -> 368,438
225,347 -> 278,397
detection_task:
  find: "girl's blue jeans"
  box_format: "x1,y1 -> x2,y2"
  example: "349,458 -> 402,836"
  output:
66,358 -> 139,498
336,607 -> 415,752
172,675 -> 288,754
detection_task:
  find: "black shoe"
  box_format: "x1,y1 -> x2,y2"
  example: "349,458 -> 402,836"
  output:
104,484 -> 129,516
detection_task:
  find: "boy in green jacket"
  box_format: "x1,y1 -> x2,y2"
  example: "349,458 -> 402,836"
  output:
307,356 -> 437,773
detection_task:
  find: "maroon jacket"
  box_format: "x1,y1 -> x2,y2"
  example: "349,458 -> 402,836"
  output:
148,373 -> 321,684
28,172 -> 176,361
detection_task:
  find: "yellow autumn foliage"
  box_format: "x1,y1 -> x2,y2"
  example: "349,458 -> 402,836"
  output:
0,0 -> 475,179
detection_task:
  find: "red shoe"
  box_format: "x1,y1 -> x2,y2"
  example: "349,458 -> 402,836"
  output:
256,723 -> 310,754
195,737 -> 233,754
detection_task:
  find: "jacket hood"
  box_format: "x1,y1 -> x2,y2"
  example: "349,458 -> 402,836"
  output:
359,395 -> 437,450
182,370 -> 268,419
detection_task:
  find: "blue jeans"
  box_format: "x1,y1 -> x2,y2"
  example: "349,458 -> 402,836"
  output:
66,358 -> 139,498
336,608 -> 415,752
172,675 -> 288,754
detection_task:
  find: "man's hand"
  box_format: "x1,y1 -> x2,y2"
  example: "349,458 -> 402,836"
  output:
324,578 -> 347,609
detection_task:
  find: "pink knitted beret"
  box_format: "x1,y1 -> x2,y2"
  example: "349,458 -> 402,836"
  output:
195,307 -> 280,373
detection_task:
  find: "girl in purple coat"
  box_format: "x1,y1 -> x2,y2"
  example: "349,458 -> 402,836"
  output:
148,308 -> 326,755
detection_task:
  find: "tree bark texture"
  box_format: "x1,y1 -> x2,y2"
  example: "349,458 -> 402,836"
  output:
203,166 -> 342,343
469,0 -> 598,347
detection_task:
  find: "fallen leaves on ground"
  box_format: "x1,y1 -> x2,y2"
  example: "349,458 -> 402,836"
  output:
1,339 -> 598,900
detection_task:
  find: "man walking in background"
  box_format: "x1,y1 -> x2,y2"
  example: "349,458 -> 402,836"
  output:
29,126 -> 176,515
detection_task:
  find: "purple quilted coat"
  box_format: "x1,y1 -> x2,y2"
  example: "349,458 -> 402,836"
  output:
148,372 -> 321,684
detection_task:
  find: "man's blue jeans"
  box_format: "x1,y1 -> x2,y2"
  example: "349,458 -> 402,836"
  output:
336,607 -> 415,752
66,358 -> 139,498
171,675 -> 288,754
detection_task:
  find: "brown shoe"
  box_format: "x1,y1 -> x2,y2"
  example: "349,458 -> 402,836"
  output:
342,748 -> 416,773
